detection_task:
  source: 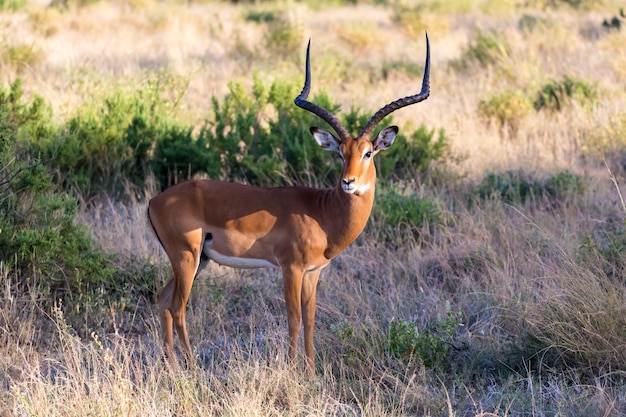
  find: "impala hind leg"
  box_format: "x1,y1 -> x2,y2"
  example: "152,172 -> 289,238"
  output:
158,234 -> 202,364
157,278 -> 176,359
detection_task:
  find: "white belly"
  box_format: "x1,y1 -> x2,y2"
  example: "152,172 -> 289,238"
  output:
204,248 -> 278,269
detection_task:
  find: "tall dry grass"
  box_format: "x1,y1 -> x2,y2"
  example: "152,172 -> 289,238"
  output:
2,0 -> 626,415
4,190 -> 626,415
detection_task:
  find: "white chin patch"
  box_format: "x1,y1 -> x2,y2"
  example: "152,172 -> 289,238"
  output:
343,183 -> 369,195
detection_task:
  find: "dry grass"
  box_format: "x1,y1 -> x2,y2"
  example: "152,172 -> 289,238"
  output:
2,0 -> 626,415
5,192 -> 626,415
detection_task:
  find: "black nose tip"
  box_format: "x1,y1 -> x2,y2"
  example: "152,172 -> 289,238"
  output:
342,178 -> 355,186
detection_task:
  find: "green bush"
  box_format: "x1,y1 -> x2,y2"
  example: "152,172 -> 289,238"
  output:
474,169 -> 584,206
453,30 -> 509,71
380,124 -> 450,180
150,125 -> 219,188
477,89 -> 533,134
518,14 -> 551,33
0,80 -> 156,332
264,16 -> 302,59
330,320 -> 378,367
244,9 -> 278,23
0,82 -> 104,289
391,4 -> 428,38
523,0 -> 597,9
370,186 -> 443,245
17,71 -> 449,197
388,308 -> 462,370
533,75 -> 597,112
380,60 -> 427,81
203,76 -> 450,188
0,41 -> 43,72
330,308 -> 464,373
0,0 -> 26,12
25,72 -> 187,198
197,74 -> 347,187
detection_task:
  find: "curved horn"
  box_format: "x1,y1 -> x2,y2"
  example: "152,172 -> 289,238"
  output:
294,40 -> 351,142
360,32 -> 431,139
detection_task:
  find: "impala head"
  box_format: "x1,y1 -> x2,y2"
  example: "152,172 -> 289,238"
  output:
294,33 -> 431,195
309,125 -> 398,195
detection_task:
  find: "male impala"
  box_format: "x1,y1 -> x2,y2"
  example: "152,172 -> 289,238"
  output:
148,34 -> 430,374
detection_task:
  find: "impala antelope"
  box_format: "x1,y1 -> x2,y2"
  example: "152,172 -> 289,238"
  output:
148,34 -> 431,375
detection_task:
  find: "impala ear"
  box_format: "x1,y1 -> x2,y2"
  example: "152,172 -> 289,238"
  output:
310,127 -> 341,153
372,126 -> 398,154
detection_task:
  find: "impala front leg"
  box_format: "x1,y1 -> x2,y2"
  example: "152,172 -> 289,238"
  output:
302,269 -> 321,377
282,264 -> 304,364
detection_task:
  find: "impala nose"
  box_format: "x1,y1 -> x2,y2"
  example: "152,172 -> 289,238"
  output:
341,177 -> 356,193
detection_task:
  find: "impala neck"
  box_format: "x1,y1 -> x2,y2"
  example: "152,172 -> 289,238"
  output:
321,180 -> 376,259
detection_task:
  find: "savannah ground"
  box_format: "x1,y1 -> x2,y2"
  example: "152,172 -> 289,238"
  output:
1,0 -> 626,415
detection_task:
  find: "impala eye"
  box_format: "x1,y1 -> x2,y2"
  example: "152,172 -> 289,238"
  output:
364,150 -> 372,159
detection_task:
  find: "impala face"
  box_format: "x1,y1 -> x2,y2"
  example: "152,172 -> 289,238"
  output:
311,126 -> 399,195
339,139 -> 374,195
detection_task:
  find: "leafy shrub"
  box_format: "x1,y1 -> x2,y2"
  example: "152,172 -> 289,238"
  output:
374,187 -> 441,227
533,75 -> 597,112
18,70 -> 449,197
264,16 -> 302,59
518,14 -> 550,32
0,0 -> 26,11
475,169 -> 584,206
330,320 -> 378,366
196,75 -> 336,187
244,9 -> 278,23
0,80 -> 53,148
370,186 -> 443,245
391,3 -> 449,38
0,80 -> 156,332
554,0 -> 596,9
381,125 -> 450,181
27,72 -> 186,198
205,78 -> 277,184
380,59 -> 427,80
388,308 -> 463,370
524,0 -> 597,9
45,93 -> 146,196
0,41 -> 43,72
150,125 -> 219,188
330,308 -> 464,373
453,31 -> 509,71
477,90 -> 533,134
